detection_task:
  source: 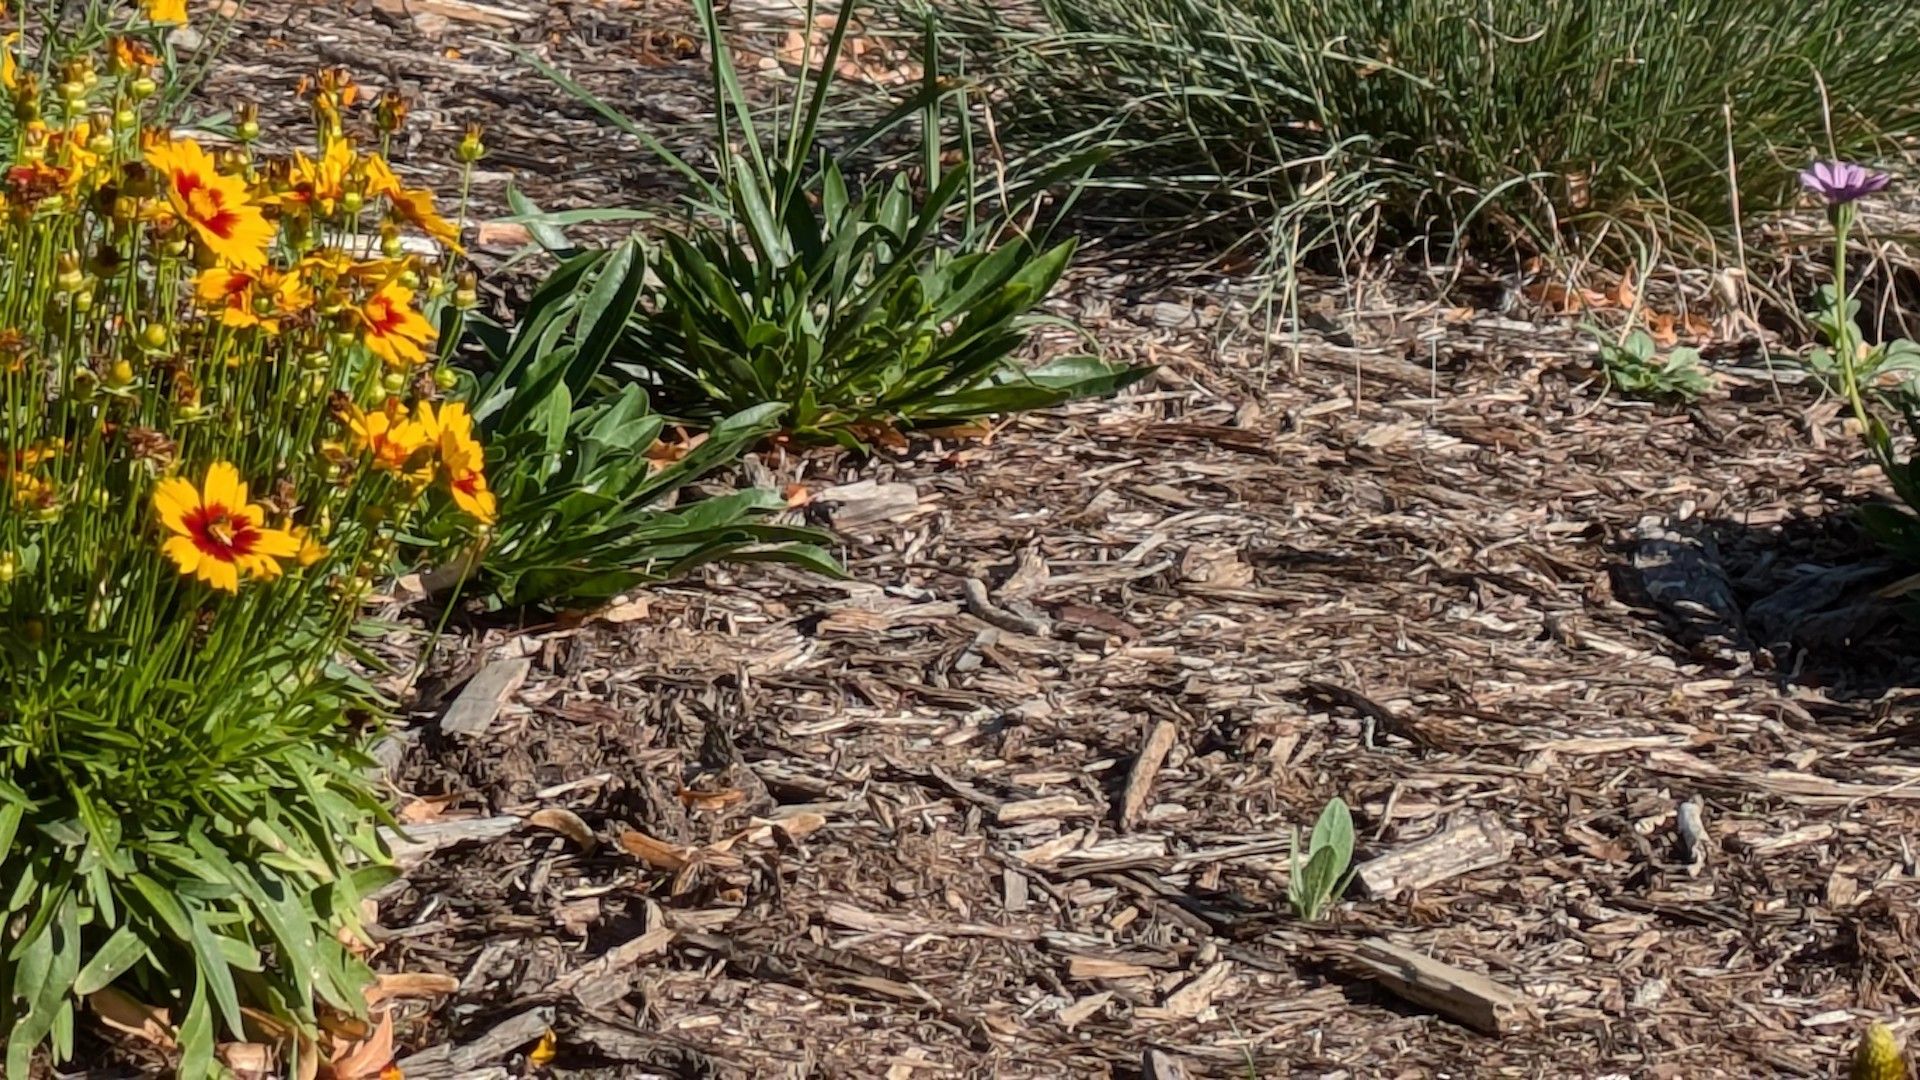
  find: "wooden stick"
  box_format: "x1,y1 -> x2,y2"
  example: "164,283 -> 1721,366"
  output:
1119,721 -> 1178,831
1349,938 -> 1537,1034
1353,812 -> 1517,899
439,658 -> 530,739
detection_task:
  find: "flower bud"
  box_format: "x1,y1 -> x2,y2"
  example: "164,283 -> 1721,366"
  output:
54,253 -> 84,293
453,270 -> 478,311
375,90 -> 409,134
235,102 -> 260,143
140,323 -> 168,349
381,371 -> 408,394
0,552 -> 18,584
398,269 -> 420,290
114,107 -> 136,131
106,359 -> 135,388
342,189 -> 364,215
456,124 -> 485,163
130,76 -> 156,101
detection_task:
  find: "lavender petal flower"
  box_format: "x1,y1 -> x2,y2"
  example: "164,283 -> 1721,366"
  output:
1802,160 -> 1892,205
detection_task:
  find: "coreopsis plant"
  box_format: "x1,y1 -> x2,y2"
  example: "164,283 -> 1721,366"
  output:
0,9 -> 484,1076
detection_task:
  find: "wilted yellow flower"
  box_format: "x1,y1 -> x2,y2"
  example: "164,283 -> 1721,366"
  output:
1852,1023 -> 1907,1080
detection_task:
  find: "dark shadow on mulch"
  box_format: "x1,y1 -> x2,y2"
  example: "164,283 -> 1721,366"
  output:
1614,505 -> 1920,702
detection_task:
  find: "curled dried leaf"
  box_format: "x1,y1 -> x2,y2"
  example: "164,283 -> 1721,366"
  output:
89,988 -> 175,1049
529,807 -> 598,853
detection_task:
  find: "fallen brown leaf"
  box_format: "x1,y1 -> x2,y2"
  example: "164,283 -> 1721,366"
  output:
617,829 -> 693,871
220,1042 -> 276,1080
528,807 -> 598,853
396,794 -> 456,825
363,972 -> 459,1009
324,1008 -> 393,1080
677,786 -> 747,813
89,988 -> 175,1049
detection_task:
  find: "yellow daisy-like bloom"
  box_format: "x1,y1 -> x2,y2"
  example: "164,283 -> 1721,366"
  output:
363,155 -> 462,249
416,401 -> 494,523
193,265 -> 313,334
145,137 -> 274,269
280,136 -> 357,219
143,0 -> 188,23
356,281 -> 436,369
153,462 -> 299,593
347,400 -> 431,476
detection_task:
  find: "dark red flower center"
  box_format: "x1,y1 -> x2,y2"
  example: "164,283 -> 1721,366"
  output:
184,502 -> 259,561
364,296 -> 405,335
174,169 -> 240,239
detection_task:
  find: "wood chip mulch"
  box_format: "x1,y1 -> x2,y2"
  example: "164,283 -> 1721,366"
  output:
168,1 -> 1920,1077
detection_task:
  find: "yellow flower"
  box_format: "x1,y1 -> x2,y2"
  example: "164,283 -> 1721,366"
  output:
144,137 -> 273,269
153,462 -> 299,592
2,443 -> 59,510
2,33 -> 18,92
280,136 -> 356,218
347,399 -> 430,476
291,526 -> 329,567
364,154 -> 461,249
356,281 -> 436,369
143,0 -> 189,23
416,401 -> 494,523
193,266 -> 313,333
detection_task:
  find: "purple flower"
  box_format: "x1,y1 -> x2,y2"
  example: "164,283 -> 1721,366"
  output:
1801,160 -> 1892,205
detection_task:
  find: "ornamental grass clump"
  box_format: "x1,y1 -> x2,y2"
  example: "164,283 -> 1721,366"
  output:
0,9 -> 485,1075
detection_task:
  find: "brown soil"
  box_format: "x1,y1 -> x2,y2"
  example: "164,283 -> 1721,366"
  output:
176,1 -> 1920,1077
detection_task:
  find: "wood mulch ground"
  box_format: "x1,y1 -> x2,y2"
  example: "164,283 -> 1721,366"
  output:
172,1 -> 1920,1077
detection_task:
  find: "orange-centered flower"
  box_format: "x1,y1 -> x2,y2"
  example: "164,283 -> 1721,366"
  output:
357,281 -> 436,368
154,462 -> 299,592
145,137 -> 273,269
416,401 -> 494,523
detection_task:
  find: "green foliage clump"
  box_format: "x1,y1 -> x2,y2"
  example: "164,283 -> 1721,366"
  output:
529,0 -> 1148,450
1589,328 -> 1713,402
450,237 -> 840,610
919,0 -> 1920,267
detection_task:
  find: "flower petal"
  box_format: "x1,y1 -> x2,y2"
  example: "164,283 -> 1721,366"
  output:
201,557 -> 239,593
153,477 -> 200,533
248,527 -> 300,560
162,534 -> 202,575
203,461 -> 243,512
